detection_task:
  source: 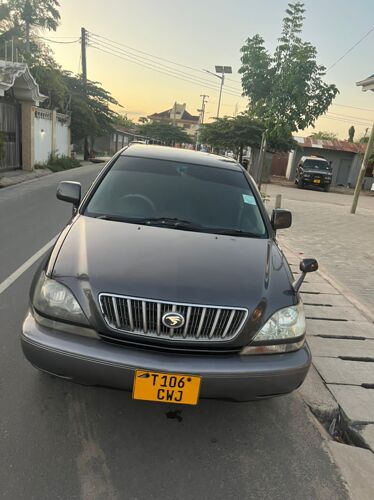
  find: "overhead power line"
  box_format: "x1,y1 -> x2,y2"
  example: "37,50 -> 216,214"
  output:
331,103 -> 374,113
326,24 -> 374,71
88,31 -> 243,87
88,42 -> 244,98
89,35 -> 241,94
36,35 -> 80,44
88,34 -> 242,94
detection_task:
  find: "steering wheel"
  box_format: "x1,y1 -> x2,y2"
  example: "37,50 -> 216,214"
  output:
119,194 -> 156,215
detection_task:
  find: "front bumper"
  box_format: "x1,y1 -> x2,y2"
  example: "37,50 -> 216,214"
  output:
21,312 -> 312,402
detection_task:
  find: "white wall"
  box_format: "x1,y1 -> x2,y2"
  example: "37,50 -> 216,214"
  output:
56,118 -> 70,156
34,110 -> 52,164
34,110 -> 70,164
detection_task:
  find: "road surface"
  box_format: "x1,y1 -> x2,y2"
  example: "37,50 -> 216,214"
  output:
0,166 -> 348,500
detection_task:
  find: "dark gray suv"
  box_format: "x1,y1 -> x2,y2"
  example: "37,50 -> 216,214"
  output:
22,145 -> 316,404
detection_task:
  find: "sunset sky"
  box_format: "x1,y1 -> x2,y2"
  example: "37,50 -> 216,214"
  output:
48,0 -> 374,140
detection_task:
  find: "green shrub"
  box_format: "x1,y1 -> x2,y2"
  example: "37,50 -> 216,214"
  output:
46,154 -> 81,172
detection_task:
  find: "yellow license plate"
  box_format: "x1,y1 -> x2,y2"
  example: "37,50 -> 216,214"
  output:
133,370 -> 201,405
313,179 -> 321,184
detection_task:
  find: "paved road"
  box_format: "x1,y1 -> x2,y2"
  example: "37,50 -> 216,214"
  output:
0,167 -> 348,500
264,183 -> 374,313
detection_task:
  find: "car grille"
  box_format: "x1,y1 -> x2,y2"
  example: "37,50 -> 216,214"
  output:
99,294 -> 248,342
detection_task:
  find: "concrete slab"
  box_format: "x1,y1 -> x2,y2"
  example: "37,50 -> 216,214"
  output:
298,365 -> 339,424
308,337 -> 374,358
302,282 -> 340,294
305,305 -> 363,321
301,293 -> 353,307
306,320 -> 374,340
328,442 -> 374,500
359,424 -> 374,453
314,358 -> 374,385
327,385 -> 374,425
292,272 -> 325,283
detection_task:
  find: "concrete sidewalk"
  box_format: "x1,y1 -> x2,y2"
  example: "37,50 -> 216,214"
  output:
0,161 -> 96,188
280,242 -> 374,499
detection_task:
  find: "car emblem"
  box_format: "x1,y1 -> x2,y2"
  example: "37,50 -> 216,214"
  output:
162,312 -> 185,329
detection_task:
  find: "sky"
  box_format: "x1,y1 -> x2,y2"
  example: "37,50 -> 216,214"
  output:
48,0 -> 374,140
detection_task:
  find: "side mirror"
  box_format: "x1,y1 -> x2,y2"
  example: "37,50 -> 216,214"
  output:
271,209 -> 292,230
293,258 -> 319,292
57,181 -> 81,207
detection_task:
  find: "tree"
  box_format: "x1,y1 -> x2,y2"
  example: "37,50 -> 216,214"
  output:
239,1 -> 338,139
137,122 -> 192,145
348,125 -> 355,142
7,0 -> 60,52
309,131 -> 338,140
113,114 -> 135,130
62,72 -> 121,143
199,114 -> 295,158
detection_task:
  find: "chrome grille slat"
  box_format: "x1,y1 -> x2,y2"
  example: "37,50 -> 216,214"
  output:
99,294 -> 247,342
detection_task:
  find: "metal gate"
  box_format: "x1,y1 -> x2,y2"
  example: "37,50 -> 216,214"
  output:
0,100 -> 20,171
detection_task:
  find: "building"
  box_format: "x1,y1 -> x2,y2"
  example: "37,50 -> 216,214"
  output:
0,61 -> 71,171
356,74 -> 374,92
284,137 -> 366,187
93,126 -> 162,156
148,102 -> 200,138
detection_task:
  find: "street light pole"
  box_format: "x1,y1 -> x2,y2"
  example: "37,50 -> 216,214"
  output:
217,72 -> 224,119
350,123 -> 374,214
204,66 -> 232,119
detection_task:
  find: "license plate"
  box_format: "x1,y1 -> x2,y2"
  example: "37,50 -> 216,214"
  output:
313,179 -> 321,184
133,370 -> 201,405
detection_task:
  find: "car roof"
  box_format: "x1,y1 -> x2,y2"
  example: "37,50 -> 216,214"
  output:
301,156 -> 328,162
120,144 -> 242,171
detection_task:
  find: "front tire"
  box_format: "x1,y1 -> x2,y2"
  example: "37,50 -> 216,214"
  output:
324,185 -> 330,192
297,178 -> 304,189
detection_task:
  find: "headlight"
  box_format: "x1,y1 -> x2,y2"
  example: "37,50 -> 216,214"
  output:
33,273 -> 89,326
241,303 -> 306,355
303,173 -> 311,178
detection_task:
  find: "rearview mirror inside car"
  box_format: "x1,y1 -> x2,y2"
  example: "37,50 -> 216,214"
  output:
271,209 -> 292,231
56,181 -> 81,207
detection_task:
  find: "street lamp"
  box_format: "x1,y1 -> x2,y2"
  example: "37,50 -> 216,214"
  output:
205,66 -> 232,119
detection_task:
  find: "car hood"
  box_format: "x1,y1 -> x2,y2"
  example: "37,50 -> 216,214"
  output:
52,216 -> 294,314
303,169 -> 331,175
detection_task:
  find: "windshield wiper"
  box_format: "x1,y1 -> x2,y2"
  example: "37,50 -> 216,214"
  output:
204,228 -> 262,238
93,215 -> 202,230
137,217 -> 203,230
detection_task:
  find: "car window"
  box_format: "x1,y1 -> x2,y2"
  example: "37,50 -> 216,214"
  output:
303,159 -> 331,171
84,156 -> 268,238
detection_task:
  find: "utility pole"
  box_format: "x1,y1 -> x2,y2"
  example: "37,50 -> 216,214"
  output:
199,94 -> 209,125
195,95 -> 209,150
350,123 -> 374,214
81,27 -> 89,160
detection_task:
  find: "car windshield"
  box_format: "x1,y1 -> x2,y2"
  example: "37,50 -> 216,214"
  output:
84,156 -> 267,238
303,159 -> 331,171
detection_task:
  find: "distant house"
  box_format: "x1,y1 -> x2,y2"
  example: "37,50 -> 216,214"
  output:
284,137 -> 367,187
148,102 -> 200,138
356,74 -> 374,92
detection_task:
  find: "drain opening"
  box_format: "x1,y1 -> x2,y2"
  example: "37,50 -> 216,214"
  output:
304,303 -> 333,307
339,356 -> 374,363
306,317 -> 348,322
318,335 -> 366,341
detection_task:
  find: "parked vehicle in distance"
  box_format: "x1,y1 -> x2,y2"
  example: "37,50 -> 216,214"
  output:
22,145 -> 318,405
295,155 -> 333,191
